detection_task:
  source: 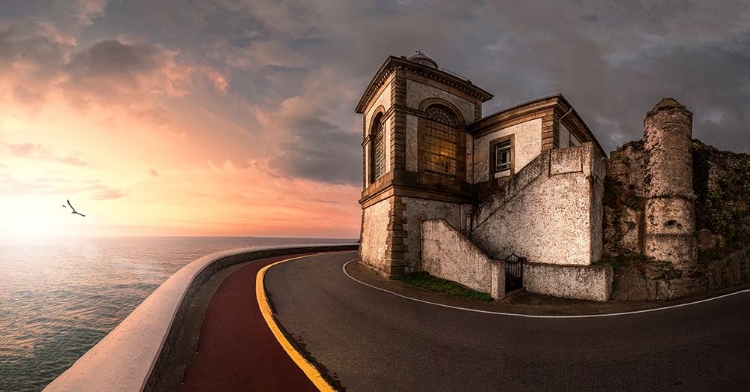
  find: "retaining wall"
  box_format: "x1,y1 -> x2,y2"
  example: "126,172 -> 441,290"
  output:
44,244 -> 358,392
524,262 -> 613,302
471,142 -> 606,266
421,219 -> 504,300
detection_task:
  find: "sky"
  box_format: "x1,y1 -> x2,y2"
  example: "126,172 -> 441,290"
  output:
1,0 -> 749,239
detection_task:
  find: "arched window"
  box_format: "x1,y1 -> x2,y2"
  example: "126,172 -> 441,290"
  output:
420,105 -> 458,176
370,114 -> 385,183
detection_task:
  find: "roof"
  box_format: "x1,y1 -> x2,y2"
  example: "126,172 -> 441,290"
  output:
647,98 -> 692,117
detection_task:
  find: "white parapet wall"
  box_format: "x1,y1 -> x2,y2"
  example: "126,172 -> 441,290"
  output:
524,262 -> 613,302
421,219 -> 505,300
44,244 -> 358,392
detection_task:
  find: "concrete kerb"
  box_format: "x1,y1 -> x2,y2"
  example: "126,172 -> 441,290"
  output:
343,260 -> 750,319
44,244 -> 358,392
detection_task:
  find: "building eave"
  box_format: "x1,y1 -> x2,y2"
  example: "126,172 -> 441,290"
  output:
355,56 -> 493,114
468,93 -> 606,157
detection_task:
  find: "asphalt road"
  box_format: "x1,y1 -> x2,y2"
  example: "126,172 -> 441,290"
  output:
265,251 -> 750,391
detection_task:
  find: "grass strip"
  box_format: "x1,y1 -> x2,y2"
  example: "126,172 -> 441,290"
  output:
396,271 -> 492,301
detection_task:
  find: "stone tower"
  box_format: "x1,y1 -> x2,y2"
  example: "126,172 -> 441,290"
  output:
355,52 -> 492,277
643,98 -> 697,269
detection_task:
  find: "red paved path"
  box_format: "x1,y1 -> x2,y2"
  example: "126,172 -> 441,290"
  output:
180,254 -> 319,392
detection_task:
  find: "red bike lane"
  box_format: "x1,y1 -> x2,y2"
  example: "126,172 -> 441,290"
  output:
179,254 -> 320,392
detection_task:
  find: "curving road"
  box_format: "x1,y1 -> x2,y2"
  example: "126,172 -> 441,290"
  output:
265,251 -> 750,391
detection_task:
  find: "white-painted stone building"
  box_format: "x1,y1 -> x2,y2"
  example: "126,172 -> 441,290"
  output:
356,52 -> 612,301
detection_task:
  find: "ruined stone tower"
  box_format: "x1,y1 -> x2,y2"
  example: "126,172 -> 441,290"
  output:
643,98 -> 697,269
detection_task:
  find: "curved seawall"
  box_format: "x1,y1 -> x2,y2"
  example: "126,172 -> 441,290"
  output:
44,244 -> 358,392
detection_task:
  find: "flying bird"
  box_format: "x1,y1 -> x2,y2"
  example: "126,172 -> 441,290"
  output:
63,199 -> 86,217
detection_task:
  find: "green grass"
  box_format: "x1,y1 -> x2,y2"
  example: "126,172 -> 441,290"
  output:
396,271 -> 493,301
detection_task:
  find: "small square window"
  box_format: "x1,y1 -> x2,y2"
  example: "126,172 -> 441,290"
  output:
495,141 -> 511,172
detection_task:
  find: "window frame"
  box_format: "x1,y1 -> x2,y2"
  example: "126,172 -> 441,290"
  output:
419,105 -> 459,178
489,135 -> 515,178
370,113 -> 386,184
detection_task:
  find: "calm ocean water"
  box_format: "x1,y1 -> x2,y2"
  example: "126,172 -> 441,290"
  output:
0,236 -> 354,392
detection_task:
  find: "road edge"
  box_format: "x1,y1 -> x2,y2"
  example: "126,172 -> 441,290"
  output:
257,255 -> 336,392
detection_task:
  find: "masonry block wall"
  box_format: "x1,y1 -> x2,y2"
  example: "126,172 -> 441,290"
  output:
471,142 -> 606,266
421,219 -> 505,299
643,99 -> 697,269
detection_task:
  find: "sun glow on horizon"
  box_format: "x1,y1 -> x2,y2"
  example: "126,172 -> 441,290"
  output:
1,198 -> 68,239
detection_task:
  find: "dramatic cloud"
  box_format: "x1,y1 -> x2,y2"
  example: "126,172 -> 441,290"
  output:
3,0 -> 750,237
272,116 -> 361,185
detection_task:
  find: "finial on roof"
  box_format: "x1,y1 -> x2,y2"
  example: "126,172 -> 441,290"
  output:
407,50 -> 438,69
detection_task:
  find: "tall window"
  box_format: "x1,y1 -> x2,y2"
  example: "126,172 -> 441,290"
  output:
420,105 -> 457,176
371,114 -> 385,182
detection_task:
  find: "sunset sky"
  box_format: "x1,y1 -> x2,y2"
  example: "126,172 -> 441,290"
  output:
1,0 -> 749,239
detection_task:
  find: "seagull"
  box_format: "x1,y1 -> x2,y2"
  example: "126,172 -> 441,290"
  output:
63,199 -> 86,217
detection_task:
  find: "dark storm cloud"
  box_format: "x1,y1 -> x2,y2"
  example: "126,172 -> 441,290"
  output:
62,38 -> 187,108
458,0 -> 750,153
272,116 -> 362,185
4,0 -> 750,187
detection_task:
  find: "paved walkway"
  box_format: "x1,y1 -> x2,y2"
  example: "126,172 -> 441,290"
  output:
179,254 -> 318,392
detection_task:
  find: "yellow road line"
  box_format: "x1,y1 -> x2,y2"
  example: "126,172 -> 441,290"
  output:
256,254 -> 336,392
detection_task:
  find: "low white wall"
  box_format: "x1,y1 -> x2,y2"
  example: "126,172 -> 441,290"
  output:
45,244 -> 358,392
524,262 -> 613,302
421,219 -> 504,300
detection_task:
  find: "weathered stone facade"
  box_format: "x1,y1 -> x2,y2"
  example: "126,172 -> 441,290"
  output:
604,101 -> 750,300
358,53 -> 748,301
471,143 -> 606,266
643,99 -> 697,269
356,52 -> 491,278
357,52 -> 609,300
421,219 -> 504,299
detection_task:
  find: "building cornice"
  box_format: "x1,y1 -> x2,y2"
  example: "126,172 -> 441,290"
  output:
469,93 -> 606,157
355,56 -> 493,114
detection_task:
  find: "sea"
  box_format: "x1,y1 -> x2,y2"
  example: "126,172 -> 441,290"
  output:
0,236 -> 355,392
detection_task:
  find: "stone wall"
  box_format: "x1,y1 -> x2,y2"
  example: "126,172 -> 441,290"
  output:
603,140 -> 647,255
605,139 -> 750,298
421,219 -> 504,299
524,262 -> 613,302
707,246 -> 750,291
692,140 -> 750,261
643,99 -> 696,268
471,142 -> 606,266
359,198 -> 391,274
609,245 -> 750,301
402,197 -> 468,273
